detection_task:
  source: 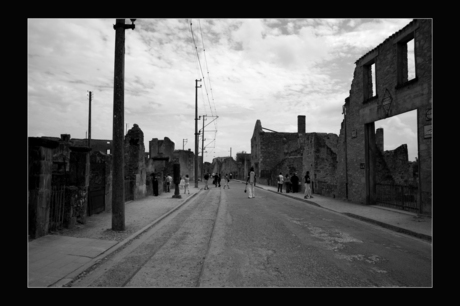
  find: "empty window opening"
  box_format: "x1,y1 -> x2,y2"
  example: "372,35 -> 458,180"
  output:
407,38 -> 415,81
371,63 -> 376,97
363,61 -> 377,101
397,34 -> 416,85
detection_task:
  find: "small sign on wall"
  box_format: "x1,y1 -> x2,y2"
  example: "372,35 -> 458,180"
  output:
360,163 -> 365,169
425,108 -> 432,121
352,129 -> 357,138
424,125 -> 432,139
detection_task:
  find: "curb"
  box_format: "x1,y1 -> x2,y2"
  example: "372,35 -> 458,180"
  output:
266,189 -> 321,208
240,181 -> 432,243
342,212 -> 432,243
52,189 -> 203,287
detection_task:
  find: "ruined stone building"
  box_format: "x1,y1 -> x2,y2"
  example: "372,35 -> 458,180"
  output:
149,136 -> 201,182
30,125 -> 168,239
250,116 -> 339,197
29,135 -> 92,239
336,19 -> 432,215
210,156 -> 239,178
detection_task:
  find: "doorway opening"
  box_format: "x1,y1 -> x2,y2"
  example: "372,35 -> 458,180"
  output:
371,109 -> 419,212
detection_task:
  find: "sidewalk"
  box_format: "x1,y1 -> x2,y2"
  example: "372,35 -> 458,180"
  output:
240,180 -> 432,243
28,182 -> 206,288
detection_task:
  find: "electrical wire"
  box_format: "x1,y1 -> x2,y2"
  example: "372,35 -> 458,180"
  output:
198,20 -> 218,119
189,20 -> 215,118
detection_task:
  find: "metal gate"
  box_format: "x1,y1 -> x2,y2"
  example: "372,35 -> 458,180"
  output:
88,159 -> 106,216
375,183 -> 419,212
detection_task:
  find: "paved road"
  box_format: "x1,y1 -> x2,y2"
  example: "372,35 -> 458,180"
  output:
73,182 -> 432,287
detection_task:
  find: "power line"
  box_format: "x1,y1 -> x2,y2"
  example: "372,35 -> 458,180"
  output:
196,19 -> 218,143
189,20 -> 215,118
198,20 -> 218,118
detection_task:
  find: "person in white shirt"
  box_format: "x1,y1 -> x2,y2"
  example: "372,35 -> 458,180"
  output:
277,172 -> 284,193
179,176 -> 185,193
223,173 -> 230,189
246,167 -> 256,198
184,174 -> 190,194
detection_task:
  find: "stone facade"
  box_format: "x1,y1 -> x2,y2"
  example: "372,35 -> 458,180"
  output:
336,19 -> 432,215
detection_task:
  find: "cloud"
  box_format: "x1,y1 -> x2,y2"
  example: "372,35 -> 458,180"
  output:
28,18 -> 419,162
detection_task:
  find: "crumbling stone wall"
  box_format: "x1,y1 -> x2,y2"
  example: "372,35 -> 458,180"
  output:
67,146 -> 91,224
28,137 -> 59,239
302,133 -> 338,197
211,157 -> 239,178
124,124 -> 147,200
173,149 -> 196,181
72,138 -> 113,154
336,19 -> 432,214
381,144 -> 416,186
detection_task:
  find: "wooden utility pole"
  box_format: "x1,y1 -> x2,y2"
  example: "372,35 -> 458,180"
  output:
201,115 -> 206,181
195,79 -> 202,188
112,18 -> 135,231
88,91 -> 92,148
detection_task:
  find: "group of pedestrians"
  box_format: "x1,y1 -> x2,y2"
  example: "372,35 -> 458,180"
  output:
276,171 -> 312,199
164,174 -> 191,194
167,168 -> 313,200
203,172 -> 233,190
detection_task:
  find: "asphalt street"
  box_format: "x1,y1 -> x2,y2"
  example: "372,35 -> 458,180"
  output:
72,182 -> 432,287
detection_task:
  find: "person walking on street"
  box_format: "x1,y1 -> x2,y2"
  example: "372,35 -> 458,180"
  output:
277,172 -> 284,193
179,175 -> 185,193
291,172 -> 299,193
246,167 -> 256,198
285,173 -> 291,193
304,171 -> 313,199
223,173 -> 230,189
229,173 -> 233,180
204,172 -> 210,190
166,174 -> 172,192
218,173 -> 222,187
184,174 -> 190,194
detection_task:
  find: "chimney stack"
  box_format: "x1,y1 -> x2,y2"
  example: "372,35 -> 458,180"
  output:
298,115 -> 306,134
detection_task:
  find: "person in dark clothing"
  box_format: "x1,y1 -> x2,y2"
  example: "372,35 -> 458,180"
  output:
304,171 -> 312,199
204,172 -> 210,190
285,173 -> 291,193
291,172 -> 299,193
218,173 -> 222,187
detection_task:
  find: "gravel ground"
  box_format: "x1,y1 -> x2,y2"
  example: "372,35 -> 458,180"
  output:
51,192 -> 196,242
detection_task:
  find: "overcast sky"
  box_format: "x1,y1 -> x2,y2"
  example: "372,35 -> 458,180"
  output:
28,18 -> 418,163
